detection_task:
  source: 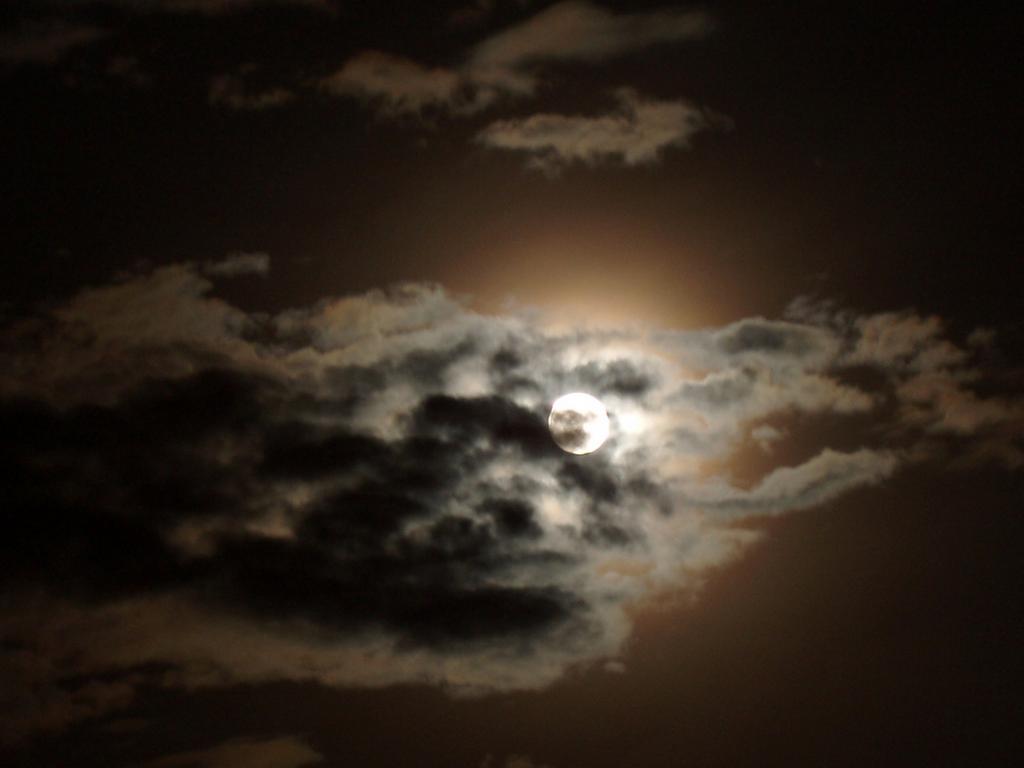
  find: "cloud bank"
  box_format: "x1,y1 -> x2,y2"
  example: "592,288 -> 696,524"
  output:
0,258 -> 1018,745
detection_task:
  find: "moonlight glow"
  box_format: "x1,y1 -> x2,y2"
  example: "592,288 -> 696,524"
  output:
548,392 -> 611,455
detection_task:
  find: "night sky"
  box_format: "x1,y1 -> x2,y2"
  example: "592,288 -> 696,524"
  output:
2,2 -> 1022,767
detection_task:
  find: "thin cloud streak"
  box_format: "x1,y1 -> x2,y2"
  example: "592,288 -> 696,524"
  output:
143,735 -> 324,768
477,88 -> 726,170
57,0 -> 331,15
0,20 -> 108,64
208,73 -> 295,110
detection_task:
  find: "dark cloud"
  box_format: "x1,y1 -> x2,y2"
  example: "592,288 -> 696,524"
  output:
260,427 -> 389,480
479,498 -> 543,539
412,393 -> 558,458
558,460 -> 619,505
0,362 -> 583,652
397,339 -> 479,388
572,358 -> 653,398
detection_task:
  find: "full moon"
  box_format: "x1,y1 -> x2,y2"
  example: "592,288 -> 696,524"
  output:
548,392 -> 610,455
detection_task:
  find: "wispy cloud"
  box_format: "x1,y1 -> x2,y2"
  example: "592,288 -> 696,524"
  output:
466,0 -> 713,95
203,251 -> 271,276
66,0 -> 331,15
209,73 -> 295,110
477,88 -> 726,171
320,51 -> 464,115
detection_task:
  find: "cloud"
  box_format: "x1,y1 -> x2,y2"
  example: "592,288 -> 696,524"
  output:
466,0 -> 713,95
896,370 -> 1021,435
320,51 -> 464,115
481,756 -> 554,768
106,55 -> 152,87
166,0 -> 329,12
63,0 -> 331,15
681,448 -> 899,517
203,251 -> 271,276
209,73 -> 295,110
0,20 -> 108,65
449,0 -> 502,28
0,1 -> 329,65
847,312 -> 967,371
322,2 -> 715,115
477,88 -> 723,170
0,639 -> 137,748
786,296 -> 1024,462
0,262 -> 1017,744
751,424 -> 785,452
144,735 -> 323,768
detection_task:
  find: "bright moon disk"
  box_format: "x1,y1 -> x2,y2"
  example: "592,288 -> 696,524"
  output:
548,392 -> 610,455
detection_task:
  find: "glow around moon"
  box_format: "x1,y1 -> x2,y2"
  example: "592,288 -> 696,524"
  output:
548,392 -> 610,455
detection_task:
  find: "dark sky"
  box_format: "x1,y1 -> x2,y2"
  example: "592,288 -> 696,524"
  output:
1,2 -> 1022,767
